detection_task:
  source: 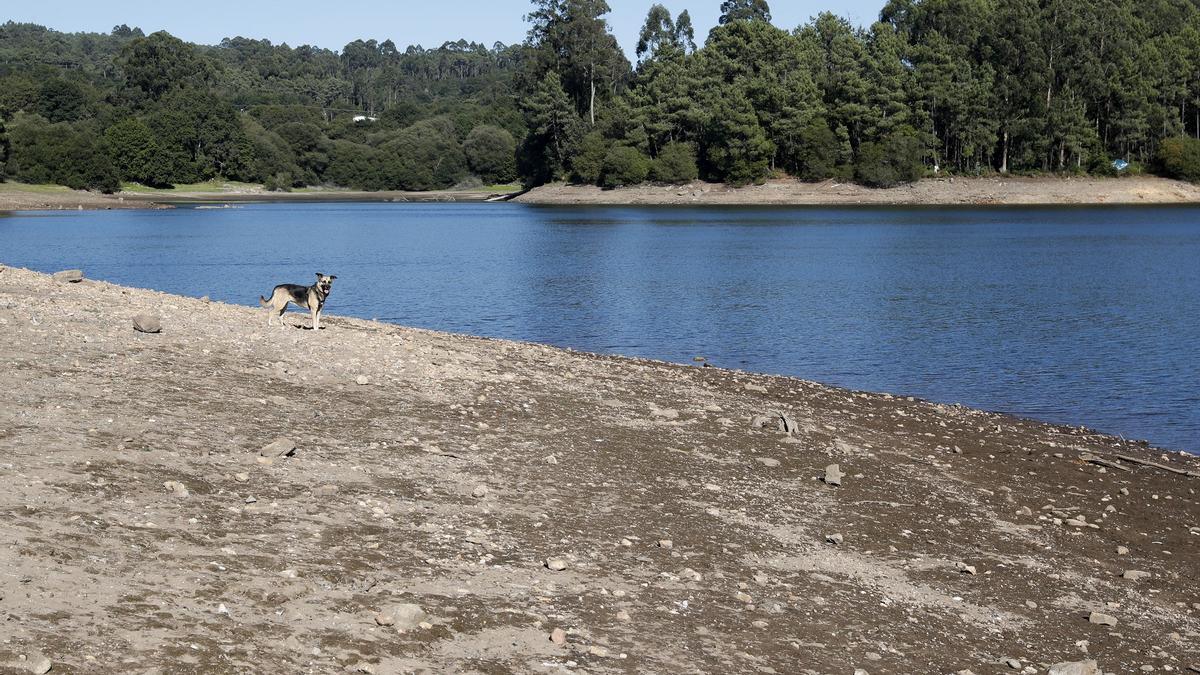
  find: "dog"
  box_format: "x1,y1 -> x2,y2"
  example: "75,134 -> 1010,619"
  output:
260,273 -> 336,330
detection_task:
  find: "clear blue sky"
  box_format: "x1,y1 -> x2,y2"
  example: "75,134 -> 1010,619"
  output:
4,1 -> 884,55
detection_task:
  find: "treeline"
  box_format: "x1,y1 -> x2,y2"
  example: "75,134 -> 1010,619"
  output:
3,0 -> 1200,194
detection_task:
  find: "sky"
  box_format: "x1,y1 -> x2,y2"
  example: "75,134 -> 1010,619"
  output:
3,0 -> 884,56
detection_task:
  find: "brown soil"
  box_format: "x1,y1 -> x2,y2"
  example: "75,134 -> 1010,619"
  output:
516,176 -> 1200,206
0,265 -> 1197,674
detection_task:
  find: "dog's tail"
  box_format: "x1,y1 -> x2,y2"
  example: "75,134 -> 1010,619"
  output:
259,295 -> 270,308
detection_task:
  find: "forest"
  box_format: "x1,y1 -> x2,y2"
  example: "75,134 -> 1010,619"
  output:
3,0 -> 1200,193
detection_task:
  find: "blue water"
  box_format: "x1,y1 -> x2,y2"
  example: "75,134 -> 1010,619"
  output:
2,202 -> 1198,451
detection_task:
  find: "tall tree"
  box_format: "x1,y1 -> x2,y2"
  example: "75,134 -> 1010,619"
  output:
524,0 -> 630,125
718,0 -> 772,25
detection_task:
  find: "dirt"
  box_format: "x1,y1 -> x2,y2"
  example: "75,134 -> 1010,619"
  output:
515,176 -> 1200,206
0,264 -> 1197,674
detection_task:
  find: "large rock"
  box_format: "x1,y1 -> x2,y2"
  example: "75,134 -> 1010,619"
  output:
132,314 -> 162,334
375,603 -> 427,631
52,269 -> 83,283
1088,611 -> 1118,626
1048,660 -> 1100,675
260,437 -> 297,458
823,464 -> 844,486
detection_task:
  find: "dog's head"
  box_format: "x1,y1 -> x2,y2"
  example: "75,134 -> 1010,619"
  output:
315,273 -> 337,295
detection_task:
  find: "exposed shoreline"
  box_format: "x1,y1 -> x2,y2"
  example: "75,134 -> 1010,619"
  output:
515,176 -> 1200,206
1,263 -> 1197,673
4,175 -> 1200,213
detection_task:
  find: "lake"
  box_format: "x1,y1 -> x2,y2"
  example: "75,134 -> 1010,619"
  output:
2,202 -> 1197,452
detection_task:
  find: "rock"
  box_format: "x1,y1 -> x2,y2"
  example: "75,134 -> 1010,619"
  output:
615,610 -> 631,622
131,313 -> 162,333
1122,570 -> 1151,581
1006,658 -> 1023,669
735,591 -> 753,603
1025,600 -> 1038,609
52,269 -> 83,283
756,457 -> 781,467
956,562 -> 978,575
823,464 -> 844,486
260,437 -> 296,458
545,454 -> 559,465
163,480 -> 189,498
545,558 -> 568,572
588,646 -> 610,658
233,472 -> 250,483
377,603 -> 427,631
657,539 -> 673,550
1048,660 -> 1101,675
355,375 -> 370,386
27,656 -> 52,674
1088,611 -> 1118,626
745,383 -> 767,393
826,533 -> 844,546
550,628 -> 567,645
472,485 -> 489,498
1117,546 -> 1130,555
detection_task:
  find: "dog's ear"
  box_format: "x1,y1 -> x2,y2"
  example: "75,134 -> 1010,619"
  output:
329,275 -> 337,280
316,272 -> 324,279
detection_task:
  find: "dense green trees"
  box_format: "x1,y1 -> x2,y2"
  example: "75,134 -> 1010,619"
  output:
3,0 -> 1200,194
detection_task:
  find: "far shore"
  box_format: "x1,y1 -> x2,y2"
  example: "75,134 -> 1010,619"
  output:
4,175 -> 1200,212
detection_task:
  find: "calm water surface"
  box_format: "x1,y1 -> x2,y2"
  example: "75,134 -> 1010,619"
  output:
2,202 -> 1197,451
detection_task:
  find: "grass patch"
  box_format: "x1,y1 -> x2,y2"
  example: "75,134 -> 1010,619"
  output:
119,180 -> 263,194
0,182 -> 80,194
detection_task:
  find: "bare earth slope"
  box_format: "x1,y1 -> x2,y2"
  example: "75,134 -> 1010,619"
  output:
0,265 -> 1197,674
515,176 -> 1200,206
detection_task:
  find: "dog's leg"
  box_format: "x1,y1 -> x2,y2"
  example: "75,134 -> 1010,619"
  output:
311,305 -> 320,331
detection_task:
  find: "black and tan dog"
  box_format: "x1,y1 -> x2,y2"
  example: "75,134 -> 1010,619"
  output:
260,273 -> 336,330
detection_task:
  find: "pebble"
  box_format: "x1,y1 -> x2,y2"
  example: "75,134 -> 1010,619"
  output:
1122,570 -> 1151,581
588,646 -> 610,658
233,472 -> 250,483
1117,546 -> 1130,555
471,485 -> 489,498
132,314 -> 162,334
1088,611 -> 1118,626
1025,600 -> 1038,609
550,628 -> 567,645
826,533 -> 844,545
657,540 -> 673,550
615,610 -> 631,622
955,562 -> 977,575
259,437 -> 296,458
545,455 -> 559,465
745,383 -> 767,393
545,558 -> 568,571
823,464 -> 844,486
756,457 -> 781,467
735,591 -> 753,603
355,375 -> 370,385
1006,658 -> 1023,669
52,269 -> 83,283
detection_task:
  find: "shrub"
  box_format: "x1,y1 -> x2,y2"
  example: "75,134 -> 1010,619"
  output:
571,132 -> 608,184
463,125 -> 517,184
650,142 -> 699,183
600,146 -> 651,188
855,126 -> 926,188
1157,137 -> 1200,182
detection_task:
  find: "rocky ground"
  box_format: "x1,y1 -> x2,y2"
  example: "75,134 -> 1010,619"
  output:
515,176 -> 1200,206
0,265 -> 1197,675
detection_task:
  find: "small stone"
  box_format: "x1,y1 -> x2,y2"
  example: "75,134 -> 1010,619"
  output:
865,652 -> 882,661
756,457 -> 781,467
1025,600 -> 1038,609
615,610 -> 631,622
1006,658 -> 1023,669
545,455 -> 559,465
132,314 -> 162,333
233,472 -> 250,483
260,437 -> 296,457
956,562 -> 977,575
550,628 -> 567,645
823,464 -> 844,486
52,269 -> 83,283
588,646 -> 610,658
377,603 -> 427,631
657,540 -> 673,550
1088,611 -> 1118,626
1122,570 -> 1151,581
1117,546 -> 1130,555
1017,506 -> 1034,516
355,375 -> 370,385
545,558 -> 568,572
826,533 -> 844,546
735,591 -> 753,603
745,383 -> 767,393
752,620 -> 769,629
472,485 -> 488,498
1048,661 -> 1100,675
